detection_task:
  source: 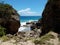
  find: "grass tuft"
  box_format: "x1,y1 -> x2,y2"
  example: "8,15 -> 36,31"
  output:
33,31 -> 55,44
1,35 -> 9,42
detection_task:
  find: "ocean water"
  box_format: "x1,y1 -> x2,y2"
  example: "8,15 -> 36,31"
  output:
18,16 -> 41,32
20,16 -> 42,26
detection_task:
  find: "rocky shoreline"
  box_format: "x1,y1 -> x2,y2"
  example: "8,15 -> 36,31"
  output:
0,28 -> 41,45
18,20 -> 41,32
0,31 -> 60,45
0,0 -> 60,45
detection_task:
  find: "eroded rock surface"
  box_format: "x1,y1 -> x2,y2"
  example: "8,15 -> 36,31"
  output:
0,3 -> 20,34
41,0 -> 60,36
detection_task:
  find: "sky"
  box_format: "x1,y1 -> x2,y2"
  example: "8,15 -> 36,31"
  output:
0,0 -> 47,16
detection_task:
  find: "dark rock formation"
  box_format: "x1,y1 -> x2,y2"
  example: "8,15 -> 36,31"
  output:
41,0 -> 60,36
35,20 -> 41,29
0,3 -> 20,34
26,21 -> 41,30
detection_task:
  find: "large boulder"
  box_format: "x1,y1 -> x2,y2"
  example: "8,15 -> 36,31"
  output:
41,0 -> 60,36
0,3 -> 20,34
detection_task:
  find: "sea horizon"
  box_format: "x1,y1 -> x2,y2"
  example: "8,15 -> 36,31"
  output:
20,16 -> 42,26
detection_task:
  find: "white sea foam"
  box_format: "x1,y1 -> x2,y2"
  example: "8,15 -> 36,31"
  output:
21,20 -> 38,26
21,22 -> 26,26
18,26 -> 31,32
28,20 -> 38,22
18,20 -> 38,32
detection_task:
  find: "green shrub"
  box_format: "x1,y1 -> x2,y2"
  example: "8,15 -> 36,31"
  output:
0,25 -> 6,36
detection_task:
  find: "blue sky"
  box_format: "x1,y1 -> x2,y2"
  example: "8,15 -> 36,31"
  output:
1,0 -> 47,16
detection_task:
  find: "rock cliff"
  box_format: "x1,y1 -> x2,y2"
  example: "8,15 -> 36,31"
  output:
0,3 -> 20,34
41,0 -> 60,36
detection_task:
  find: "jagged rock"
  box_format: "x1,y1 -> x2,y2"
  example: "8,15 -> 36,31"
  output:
35,21 -> 41,29
0,3 -> 20,34
26,21 -> 41,30
17,29 -> 41,38
41,0 -> 60,36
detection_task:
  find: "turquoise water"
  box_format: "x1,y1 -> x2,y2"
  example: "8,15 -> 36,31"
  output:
18,16 -> 42,31
20,16 -> 42,23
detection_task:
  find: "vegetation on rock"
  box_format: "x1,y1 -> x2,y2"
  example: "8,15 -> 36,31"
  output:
0,25 -> 6,36
0,3 -> 15,19
0,2 -> 20,34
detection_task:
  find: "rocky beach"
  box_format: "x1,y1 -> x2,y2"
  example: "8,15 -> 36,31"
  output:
0,0 -> 60,45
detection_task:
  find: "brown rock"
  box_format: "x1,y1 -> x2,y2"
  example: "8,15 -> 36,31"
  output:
0,3 -> 20,34
6,19 -> 20,34
41,0 -> 60,36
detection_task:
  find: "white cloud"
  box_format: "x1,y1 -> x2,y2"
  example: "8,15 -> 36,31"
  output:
18,8 -> 41,16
